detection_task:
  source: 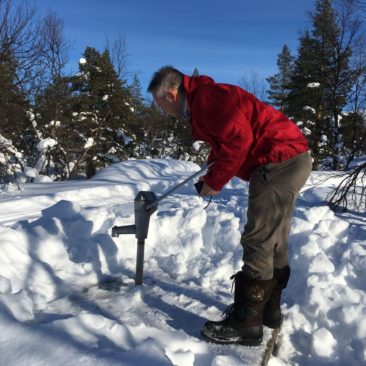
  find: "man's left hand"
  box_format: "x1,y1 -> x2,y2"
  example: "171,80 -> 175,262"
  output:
199,181 -> 220,196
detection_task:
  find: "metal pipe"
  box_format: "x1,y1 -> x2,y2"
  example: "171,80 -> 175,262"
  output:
111,224 -> 135,237
145,161 -> 214,210
135,240 -> 145,285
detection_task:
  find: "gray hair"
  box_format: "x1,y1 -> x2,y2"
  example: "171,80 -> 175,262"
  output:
147,65 -> 184,97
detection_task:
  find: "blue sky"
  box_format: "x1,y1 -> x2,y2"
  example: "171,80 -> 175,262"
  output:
34,0 -> 315,94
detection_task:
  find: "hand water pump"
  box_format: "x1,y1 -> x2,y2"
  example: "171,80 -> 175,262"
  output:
111,162 -> 214,285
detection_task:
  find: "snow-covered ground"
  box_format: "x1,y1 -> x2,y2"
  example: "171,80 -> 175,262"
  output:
0,159 -> 365,366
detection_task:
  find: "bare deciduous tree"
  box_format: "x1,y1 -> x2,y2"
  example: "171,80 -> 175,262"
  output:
105,35 -> 129,80
41,10 -> 70,81
0,1 -> 70,99
0,0 -> 45,98
327,161 -> 366,211
239,70 -> 268,102
344,0 -> 366,9
326,0 -> 366,211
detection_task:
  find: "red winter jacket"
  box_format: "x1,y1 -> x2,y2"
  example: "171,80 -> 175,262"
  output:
183,74 -> 309,191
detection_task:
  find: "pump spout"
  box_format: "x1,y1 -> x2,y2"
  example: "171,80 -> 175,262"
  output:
111,225 -> 135,237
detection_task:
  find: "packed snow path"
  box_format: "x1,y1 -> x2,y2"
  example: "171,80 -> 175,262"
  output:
0,159 -> 365,365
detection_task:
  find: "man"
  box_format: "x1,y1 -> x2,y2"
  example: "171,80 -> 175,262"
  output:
147,66 -> 312,346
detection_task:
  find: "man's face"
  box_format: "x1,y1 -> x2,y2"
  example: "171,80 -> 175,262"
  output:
153,90 -> 181,119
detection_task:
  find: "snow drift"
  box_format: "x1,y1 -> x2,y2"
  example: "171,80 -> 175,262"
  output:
0,159 -> 364,365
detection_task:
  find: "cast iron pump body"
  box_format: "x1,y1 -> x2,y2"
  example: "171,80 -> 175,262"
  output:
111,191 -> 157,285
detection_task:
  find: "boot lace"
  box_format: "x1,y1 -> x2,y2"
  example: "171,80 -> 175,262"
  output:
229,272 -> 241,293
222,302 -> 258,321
222,303 -> 236,319
221,272 -> 242,318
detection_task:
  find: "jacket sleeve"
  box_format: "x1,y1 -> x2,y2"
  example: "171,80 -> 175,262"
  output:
196,85 -> 253,191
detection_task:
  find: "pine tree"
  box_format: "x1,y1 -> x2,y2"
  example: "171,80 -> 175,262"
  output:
192,67 -> 200,76
287,31 -> 326,169
312,0 -> 353,169
126,74 -> 149,158
33,76 -> 73,180
339,111 -> 366,166
0,52 -> 30,146
287,0 -> 354,170
0,51 -> 30,183
69,47 -> 134,177
266,45 -> 294,112
129,74 -> 144,113
134,102 -> 171,159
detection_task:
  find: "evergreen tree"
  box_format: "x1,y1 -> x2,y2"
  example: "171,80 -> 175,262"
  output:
0,52 -> 30,146
69,47 -> 134,177
0,51 -> 30,183
129,74 -> 144,113
33,76 -> 74,180
313,0 -> 353,169
192,67 -> 200,76
287,31 -> 326,169
126,74 -> 148,158
133,102 -> 172,159
339,111 -> 366,166
266,45 -> 294,112
135,100 -> 208,163
287,0 -> 353,170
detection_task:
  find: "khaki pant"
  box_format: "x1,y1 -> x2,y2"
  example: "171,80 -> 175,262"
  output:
240,151 -> 312,280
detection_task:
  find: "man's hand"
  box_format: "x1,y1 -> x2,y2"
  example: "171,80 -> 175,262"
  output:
198,176 -> 220,196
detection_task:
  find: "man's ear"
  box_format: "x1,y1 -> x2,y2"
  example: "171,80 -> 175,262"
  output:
165,89 -> 178,103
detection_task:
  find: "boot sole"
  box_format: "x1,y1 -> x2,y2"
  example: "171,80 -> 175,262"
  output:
201,330 -> 262,347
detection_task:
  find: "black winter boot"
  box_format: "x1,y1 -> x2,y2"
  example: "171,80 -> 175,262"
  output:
263,266 -> 290,329
201,272 -> 276,346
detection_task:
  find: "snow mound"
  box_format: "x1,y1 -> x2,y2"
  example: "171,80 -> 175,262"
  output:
0,159 -> 364,365
312,327 -> 337,357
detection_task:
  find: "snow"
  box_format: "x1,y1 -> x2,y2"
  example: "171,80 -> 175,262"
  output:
308,253 -> 335,273
303,127 -> 312,136
79,58 -> 86,65
348,155 -> 366,168
0,134 -> 20,158
321,134 -> 328,142
0,134 -> 12,147
24,167 -> 38,178
312,327 -> 337,357
193,141 -> 203,151
0,158 -> 365,365
116,129 -> 133,145
307,82 -> 321,88
303,106 -> 316,114
49,120 -> 61,127
84,137 -> 94,149
37,138 -> 57,151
